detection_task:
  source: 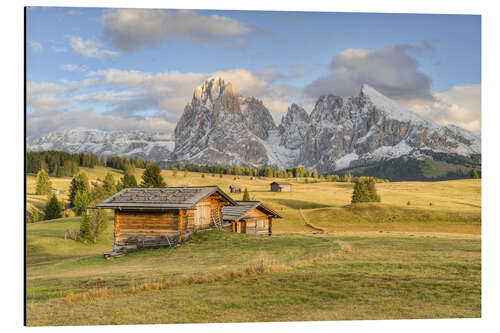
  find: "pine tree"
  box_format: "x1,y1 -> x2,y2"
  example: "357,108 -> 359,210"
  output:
140,163 -> 166,187
74,190 -> 93,216
35,169 -> 52,195
79,214 -> 92,243
312,169 -> 319,179
102,172 -> 117,195
44,194 -> 62,220
68,173 -> 90,207
118,172 -> 138,190
471,169 -> 479,179
242,188 -> 251,201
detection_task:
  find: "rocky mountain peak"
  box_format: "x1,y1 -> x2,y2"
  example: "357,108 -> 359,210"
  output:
193,76 -> 234,106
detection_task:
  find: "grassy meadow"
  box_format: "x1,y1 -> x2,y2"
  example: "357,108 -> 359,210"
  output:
25,166 -> 481,325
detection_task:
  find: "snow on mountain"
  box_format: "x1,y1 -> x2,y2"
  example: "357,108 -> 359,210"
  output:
29,79 -> 481,173
173,76 -> 278,167
296,84 -> 481,172
28,128 -> 175,162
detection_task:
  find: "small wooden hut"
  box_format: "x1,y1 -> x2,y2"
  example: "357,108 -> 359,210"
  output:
95,186 -> 237,254
270,181 -> 292,192
229,185 -> 242,193
223,201 -> 282,236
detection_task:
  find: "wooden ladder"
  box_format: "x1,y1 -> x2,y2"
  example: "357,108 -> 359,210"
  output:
211,209 -> 223,230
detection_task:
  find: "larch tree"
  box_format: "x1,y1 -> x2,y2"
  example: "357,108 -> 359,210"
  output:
35,169 -> 52,195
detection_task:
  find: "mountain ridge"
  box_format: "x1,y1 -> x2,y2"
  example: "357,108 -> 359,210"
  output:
28,77 -> 481,176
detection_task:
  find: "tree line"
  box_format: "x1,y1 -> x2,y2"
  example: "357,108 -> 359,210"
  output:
27,151 -> 150,177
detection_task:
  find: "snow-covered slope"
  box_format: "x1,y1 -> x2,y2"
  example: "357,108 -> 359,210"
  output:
29,80 -> 481,173
28,129 -> 175,162
296,84 -> 481,172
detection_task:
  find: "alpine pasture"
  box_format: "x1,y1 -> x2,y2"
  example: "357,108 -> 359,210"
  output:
26,166 -> 481,325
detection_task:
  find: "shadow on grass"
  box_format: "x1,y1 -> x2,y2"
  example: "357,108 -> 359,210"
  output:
266,198 -> 332,209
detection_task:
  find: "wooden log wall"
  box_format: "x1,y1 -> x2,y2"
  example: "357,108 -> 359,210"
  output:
115,210 -> 180,245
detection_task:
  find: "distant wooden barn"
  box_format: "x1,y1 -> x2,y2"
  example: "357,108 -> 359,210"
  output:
223,201 -> 282,236
270,181 -> 292,192
95,186 -> 281,258
229,185 -> 242,193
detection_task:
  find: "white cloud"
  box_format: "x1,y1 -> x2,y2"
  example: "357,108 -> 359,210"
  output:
69,36 -> 119,59
101,9 -> 255,51
401,85 -> 481,133
29,41 -> 42,52
27,67 -> 300,138
305,44 -> 434,100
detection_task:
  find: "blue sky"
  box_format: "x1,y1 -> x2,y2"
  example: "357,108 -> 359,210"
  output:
26,7 -> 481,139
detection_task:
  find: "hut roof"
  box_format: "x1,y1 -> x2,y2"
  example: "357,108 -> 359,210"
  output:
94,186 -> 237,210
229,185 -> 242,188
223,200 -> 282,221
270,181 -> 292,186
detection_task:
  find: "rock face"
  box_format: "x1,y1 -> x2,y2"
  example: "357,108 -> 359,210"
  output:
28,129 -> 175,161
279,104 -> 309,150
173,76 -> 277,167
296,84 -> 481,172
29,79 -> 481,174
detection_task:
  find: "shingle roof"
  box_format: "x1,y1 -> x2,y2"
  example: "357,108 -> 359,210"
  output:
270,182 -> 292,185
222,201 -> 282,221
95,186 -> 237,210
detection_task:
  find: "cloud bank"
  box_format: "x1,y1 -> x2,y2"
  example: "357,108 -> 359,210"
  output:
101,9 -> 255,51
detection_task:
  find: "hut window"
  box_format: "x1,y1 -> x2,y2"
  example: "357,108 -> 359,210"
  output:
257,220 -> 265,228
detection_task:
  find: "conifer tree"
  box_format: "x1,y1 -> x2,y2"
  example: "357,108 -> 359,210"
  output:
44,194 -> 62,220
118,172 -> 138,190
74,190 -> 93,216
471,169 -> 479,179
102,172 -> 117,195
243,188 -> 251,201
140,163 -> 166,187
312,169 -> 319,179
69,173 -> 90,207
79,214 -> 92,243
35,169 -> 52,195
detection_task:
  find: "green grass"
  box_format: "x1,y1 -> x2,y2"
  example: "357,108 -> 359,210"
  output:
26,232 -> 481,325
25,167 -> 481,325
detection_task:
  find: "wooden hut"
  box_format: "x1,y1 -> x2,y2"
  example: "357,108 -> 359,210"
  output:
223,201 -> 282,236
95,186 -> 237,254
229,185 -> 242,193
270,181 -> 292,192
